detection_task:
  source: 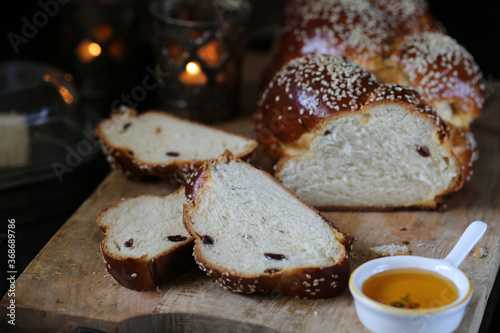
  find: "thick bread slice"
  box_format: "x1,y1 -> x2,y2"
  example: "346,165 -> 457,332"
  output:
274,84 -> 464,210
256,54 -> 470,210
96,187 -> 194,290
183,151 -> 352,299
95,107 -> 258,184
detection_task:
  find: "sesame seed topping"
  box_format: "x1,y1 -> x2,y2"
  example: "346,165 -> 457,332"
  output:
394,32 -> 484,111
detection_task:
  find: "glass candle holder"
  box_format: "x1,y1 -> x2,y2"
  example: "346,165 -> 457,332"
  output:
150,0 -> 251,122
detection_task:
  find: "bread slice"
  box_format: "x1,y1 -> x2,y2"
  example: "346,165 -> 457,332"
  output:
96,187 -> 194,290
183,151 -> 352,299
95,107 -> 258,184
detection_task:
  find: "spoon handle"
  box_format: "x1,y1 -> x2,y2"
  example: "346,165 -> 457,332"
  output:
444,221 -> 487,267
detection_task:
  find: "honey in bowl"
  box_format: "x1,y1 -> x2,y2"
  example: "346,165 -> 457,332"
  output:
362,268 -> 459,309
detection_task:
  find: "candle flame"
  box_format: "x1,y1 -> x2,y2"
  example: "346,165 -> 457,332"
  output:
77,39 -> 102,63
88,42 -> 102,57
186,61 -> 201,75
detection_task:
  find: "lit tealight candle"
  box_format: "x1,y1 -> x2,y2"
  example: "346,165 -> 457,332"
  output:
179,61 -> 207,86
77,39 -> 102,64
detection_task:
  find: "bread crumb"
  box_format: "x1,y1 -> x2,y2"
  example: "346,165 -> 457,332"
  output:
474,247 -> 487,258
370,244 -> 410,257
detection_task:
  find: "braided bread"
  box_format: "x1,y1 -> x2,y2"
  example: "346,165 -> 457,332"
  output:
256,54 -> 472,210
265,0 -> 484,128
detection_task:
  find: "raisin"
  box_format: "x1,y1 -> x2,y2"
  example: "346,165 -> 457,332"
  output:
416,145 -> 430,157
167,235 -> 187,242
264,253 -> 286,260
166,152 -> 180,157
324,130 -> 331,136
201,235 -> 214,245
124,238 -> 134,248
122,122 -> 132,131
264,268 -> 280,274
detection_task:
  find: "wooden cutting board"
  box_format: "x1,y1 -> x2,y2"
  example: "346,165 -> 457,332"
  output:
1,55 -> 500,333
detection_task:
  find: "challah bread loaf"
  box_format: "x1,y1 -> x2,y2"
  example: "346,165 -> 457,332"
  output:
266,0 -> 484,128
256,54 -> 472,210
96,187 -> 194,290
267,0 -> 441,80
95,107 -> 258,184
183,151 -> 352,299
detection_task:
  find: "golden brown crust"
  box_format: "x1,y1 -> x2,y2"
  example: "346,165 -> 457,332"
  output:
389,32 -> 485,127
183,151 -> 352,299
263,0 -> 443,87
95,109 -> 258,185
269,0 -> 395,75
96,192 -> 196,291
256,54 -> 379,157
263,0 -> 484,128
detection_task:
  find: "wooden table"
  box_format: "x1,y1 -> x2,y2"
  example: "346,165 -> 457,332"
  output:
1,53 -> 499,333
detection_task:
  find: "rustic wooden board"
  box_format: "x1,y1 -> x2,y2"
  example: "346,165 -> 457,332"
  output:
1,55 -> 499,333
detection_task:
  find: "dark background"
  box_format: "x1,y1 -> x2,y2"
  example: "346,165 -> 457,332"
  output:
1,1 -> 499,78
0,1 -> 498,332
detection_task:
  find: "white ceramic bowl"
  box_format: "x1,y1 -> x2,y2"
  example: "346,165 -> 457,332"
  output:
349,255 -> 472,333
349,221 -> 487,333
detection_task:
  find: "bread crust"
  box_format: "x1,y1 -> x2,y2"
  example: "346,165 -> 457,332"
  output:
95,108 -> 258,185
263,0 -> 442,85
388,32 -> 485,128
263,0 -> 484,128
96,191 -> 195,291
183,151 -> 352,299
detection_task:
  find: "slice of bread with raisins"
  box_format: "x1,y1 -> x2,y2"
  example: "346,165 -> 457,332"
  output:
95,107 -> 258,184
96,187 -> 194,290
183,151 -> 352,299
